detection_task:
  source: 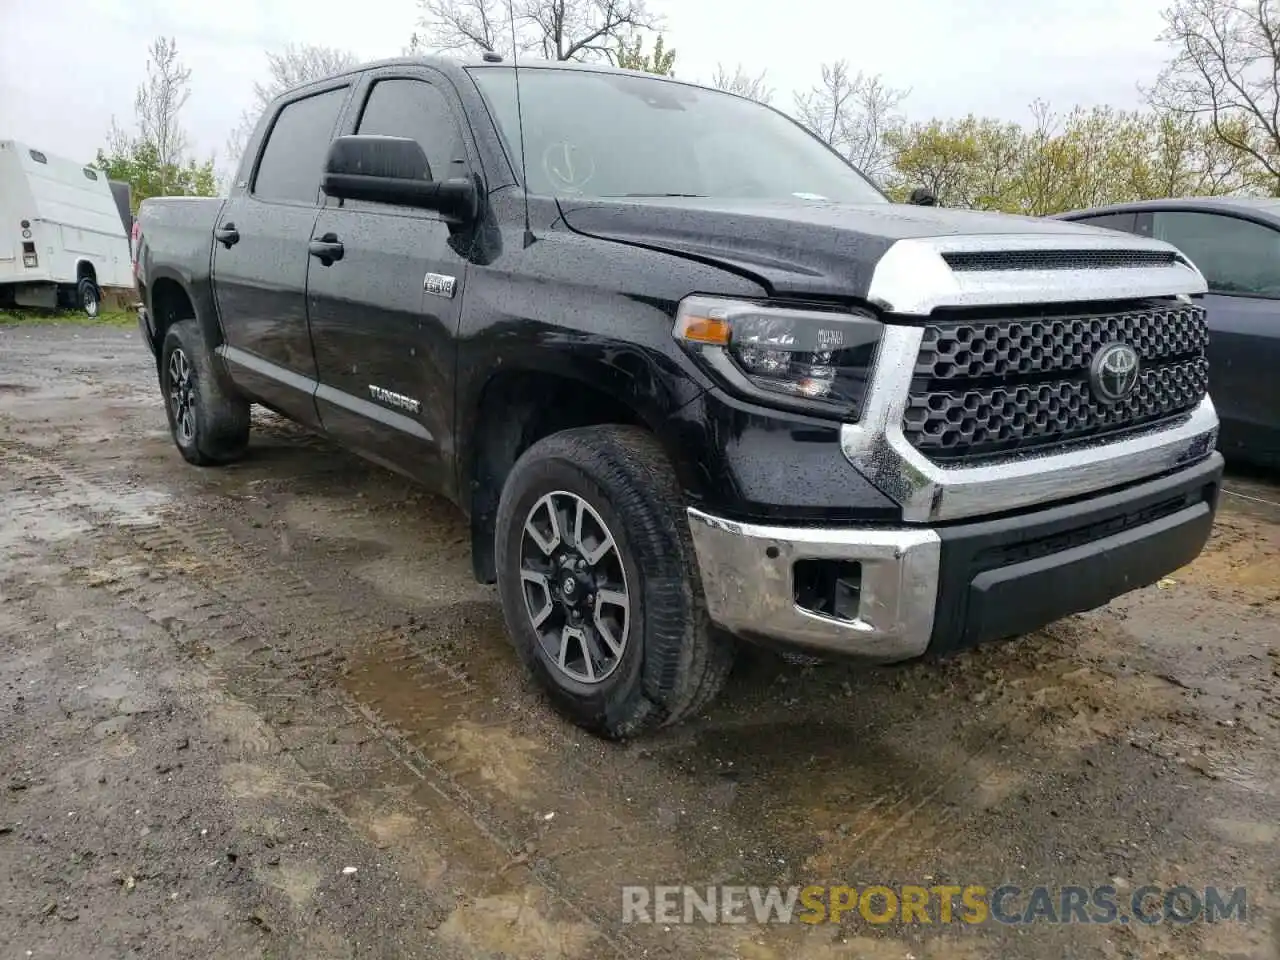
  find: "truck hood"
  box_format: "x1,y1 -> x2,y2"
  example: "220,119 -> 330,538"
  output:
555,197 -> 1194,308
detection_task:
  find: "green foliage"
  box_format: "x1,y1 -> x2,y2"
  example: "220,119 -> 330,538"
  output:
95,140 -> 217,212
886,105 -> 1269,214
614,33 -> 675,75
0,309 -> 134,328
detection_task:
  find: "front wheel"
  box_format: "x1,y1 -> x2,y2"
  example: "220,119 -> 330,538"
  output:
495,426 -> 734,738
160,319 -> 250,465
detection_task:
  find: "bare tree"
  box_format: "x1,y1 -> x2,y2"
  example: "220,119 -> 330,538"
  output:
414,0 -> 659,62
523,0 -> 659,61
793,60 -> 908,184
225,44 -> 360,177
253,44 -> 360,106
131,37 -> 193,194
415,0 -> 509,56
1148,0 -> 1280,192
710,63 -> 773,104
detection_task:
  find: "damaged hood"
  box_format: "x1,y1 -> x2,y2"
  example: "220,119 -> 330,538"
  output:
555,196 -> 1142,302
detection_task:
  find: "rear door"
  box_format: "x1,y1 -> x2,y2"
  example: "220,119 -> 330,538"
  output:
305,68 -> 475,489
211,83 -> 351,427
1141,209 -> 1280,464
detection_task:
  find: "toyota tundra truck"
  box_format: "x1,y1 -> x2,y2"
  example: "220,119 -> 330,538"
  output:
134,56 -> 1222,738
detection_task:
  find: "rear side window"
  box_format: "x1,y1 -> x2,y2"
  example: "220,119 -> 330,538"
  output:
355,78 -> 469,182
1152,211 -> 1280,297
254,87 -> 348,204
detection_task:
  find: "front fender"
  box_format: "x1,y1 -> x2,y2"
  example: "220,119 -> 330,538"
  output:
454,220 -> 768,502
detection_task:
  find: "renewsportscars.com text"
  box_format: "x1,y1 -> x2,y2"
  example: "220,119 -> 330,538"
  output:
621,884 -> 1247,926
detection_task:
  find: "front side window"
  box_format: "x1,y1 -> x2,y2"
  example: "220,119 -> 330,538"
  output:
355,78 -> 468,182
469,67 -> 886,203
254,87 -> 348,204
1152,211 -> 1280,297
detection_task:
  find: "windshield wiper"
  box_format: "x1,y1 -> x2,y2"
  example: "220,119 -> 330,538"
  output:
607,192 -> 707,198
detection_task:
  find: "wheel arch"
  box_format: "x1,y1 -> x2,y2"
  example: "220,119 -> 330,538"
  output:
146,269 -> 226,371
463,365 -> 697,584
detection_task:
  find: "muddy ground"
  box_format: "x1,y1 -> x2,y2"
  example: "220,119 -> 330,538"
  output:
0,324 -> 1277,959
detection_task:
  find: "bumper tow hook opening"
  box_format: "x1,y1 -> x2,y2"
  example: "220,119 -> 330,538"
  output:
793,559 -> 863,622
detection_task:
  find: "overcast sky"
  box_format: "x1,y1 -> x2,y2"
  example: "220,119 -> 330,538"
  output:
0,0 -> 1172,169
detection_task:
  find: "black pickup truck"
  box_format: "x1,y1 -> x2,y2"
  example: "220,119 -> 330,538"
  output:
136,56 -> 1223,737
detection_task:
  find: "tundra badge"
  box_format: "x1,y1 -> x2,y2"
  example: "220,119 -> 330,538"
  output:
423,273 -> 457,298
369,385 -> 421,414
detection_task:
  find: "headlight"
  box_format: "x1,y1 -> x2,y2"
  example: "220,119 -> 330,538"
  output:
673,295 -> 882,419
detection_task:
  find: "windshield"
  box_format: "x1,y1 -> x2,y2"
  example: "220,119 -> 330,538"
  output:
468,67 -> 887,204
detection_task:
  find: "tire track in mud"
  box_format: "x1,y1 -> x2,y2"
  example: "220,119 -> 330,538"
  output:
1,434 -> 991,951
0,437 -> 653,958
8,430 -> 1276,959
0,439 -> 1110,887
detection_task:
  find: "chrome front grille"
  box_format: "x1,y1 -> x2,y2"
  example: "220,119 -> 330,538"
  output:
901,301 -> 1210,460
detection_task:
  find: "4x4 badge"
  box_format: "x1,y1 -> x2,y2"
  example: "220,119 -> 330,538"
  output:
424,273 -> 456,299
1090,342 -> 1141,404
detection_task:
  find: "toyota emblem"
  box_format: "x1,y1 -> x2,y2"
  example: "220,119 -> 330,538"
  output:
1089,342 -> 1141,404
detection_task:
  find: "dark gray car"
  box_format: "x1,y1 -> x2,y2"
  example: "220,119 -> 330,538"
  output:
1057,197 -> 1280,469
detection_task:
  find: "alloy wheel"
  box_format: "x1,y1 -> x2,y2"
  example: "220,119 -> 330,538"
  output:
519,490 -> 630,684
168,348 -> 196,445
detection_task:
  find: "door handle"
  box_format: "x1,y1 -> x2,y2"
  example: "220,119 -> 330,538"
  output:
214,223 -> 239,248
308,233 -> 344,266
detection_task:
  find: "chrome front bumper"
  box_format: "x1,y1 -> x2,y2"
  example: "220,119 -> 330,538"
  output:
686,508 -> 941,661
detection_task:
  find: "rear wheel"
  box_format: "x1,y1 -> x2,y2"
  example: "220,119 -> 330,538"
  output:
160,319 -> 250,465
77,278 -> 99,318
495,426 -> 735,738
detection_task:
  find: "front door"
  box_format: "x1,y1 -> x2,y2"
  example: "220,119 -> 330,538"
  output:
211,83 -> 350,427
306,71 -> 475,490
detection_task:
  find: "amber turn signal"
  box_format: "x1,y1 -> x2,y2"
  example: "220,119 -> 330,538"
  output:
675,315 -> 732,346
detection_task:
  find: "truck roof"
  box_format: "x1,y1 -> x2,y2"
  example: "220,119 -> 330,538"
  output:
282,54 -> 723,101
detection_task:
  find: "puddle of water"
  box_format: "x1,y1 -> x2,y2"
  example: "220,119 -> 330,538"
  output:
0,492 -> 92,547
353,555 -> 490,607
438,888 -> 601,960
2,446 -> 170,530
1208,817 -> 1279,847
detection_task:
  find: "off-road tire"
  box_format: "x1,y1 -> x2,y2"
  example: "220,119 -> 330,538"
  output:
160,319 -> 250,466
495,425 -> 735,739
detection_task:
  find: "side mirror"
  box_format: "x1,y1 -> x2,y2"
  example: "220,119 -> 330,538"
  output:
321,135 -> 479,224
908,187 -> 938,207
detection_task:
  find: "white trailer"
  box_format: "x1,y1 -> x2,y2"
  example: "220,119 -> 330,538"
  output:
0,140 -> 132,316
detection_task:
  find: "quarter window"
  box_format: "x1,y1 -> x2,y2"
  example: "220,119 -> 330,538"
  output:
254,87 -> 348,204
1152,211 -> 1280,297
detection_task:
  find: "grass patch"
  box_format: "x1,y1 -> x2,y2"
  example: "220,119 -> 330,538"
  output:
0,308 -> 135,328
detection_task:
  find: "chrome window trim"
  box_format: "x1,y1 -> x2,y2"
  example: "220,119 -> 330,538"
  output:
840,325 -> 1220,523
866,233 -> 1206,315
